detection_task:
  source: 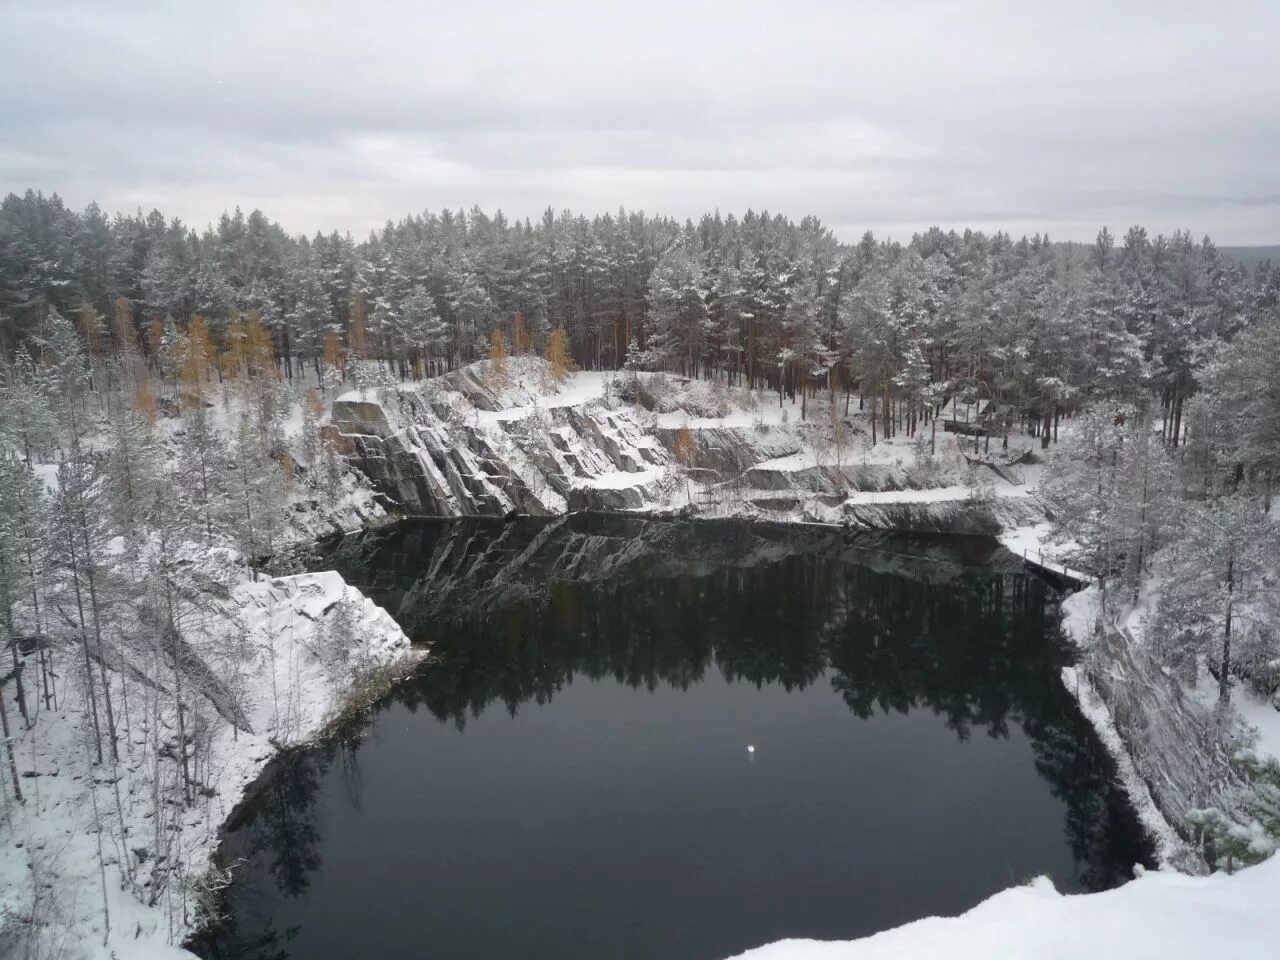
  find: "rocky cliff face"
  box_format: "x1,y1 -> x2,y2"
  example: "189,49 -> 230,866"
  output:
328,387 -> 672,516
326,365 -> 1045,536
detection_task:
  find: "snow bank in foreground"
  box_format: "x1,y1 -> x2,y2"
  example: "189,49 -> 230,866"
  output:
730,853 -> 1277,960
0,572 -> 415,960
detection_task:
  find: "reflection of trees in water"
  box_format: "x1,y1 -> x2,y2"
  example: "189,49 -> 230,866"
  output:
192,748 -> 328,960
194,520 -> 1152,958
354,519 -> 1150,889
194,736 -> 376,959
256,752 -> 325,897
388,545 -> 1051,744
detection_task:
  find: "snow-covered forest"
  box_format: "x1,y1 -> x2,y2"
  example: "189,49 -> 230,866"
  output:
2,189 -> 1280,958
4,189 -> 1277,427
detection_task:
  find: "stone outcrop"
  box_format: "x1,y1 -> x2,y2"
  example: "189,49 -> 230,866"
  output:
329,388 -> 670,517
327,374 -> 1046,537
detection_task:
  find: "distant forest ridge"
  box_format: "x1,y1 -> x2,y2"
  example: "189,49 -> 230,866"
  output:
1220,246 -> 1280,270
1,190 -> 1279,415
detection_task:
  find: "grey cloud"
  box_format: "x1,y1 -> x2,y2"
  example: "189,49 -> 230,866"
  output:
2,0 -> 1277,243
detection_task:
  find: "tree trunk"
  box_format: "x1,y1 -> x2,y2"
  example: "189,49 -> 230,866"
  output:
8,646 -> 28,728
65,531 -> 104,764
1172,388 -> 1184,449
0,687 -> 21,803
80,563 -> 118,762
1219,555 -> 1234,706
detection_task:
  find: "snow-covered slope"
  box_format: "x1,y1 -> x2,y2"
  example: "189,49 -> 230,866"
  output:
730,854 -> 1277,960
0,571 -> 417,960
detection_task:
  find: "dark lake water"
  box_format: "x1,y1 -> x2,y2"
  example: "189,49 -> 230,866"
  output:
194,517 -> 1152,960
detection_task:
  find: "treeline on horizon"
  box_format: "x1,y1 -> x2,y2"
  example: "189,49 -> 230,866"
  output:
2,188 -> 1279,437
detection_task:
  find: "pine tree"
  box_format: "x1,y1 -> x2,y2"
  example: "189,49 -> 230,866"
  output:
176,401 -> 228,543
229,410 -> 289,578
1152,495 -> 1274,707
133,377 -> 158,424
290,255 -> 335,385
647,245 -> 707,377
0,346 -> 59,463
398,287 -> 445,378
1188,753 -> 1280,872
1198,306 -> 1280,504
77,303 -> 107,394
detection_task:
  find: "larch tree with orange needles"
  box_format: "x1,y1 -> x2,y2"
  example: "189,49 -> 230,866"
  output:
221,316 -> 248,381
546,327 -> 571,385
133,378 -> 158,425
146,319 -> 164,372
672,423 -> 698,504
179,315 -> 216,410
244,311 -> 276,379
487,327 -> 508,390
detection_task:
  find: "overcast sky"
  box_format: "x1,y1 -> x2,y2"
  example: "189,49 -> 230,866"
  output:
2,0 -> 1277,244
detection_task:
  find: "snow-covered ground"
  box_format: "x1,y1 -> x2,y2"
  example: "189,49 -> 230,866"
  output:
730,851 -> 1277,960
0,569 -> 417,959
998,520 -> 1092,584
1,372 -> 421,959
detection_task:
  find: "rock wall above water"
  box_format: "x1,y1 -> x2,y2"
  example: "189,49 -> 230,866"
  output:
329,387 -> 672,517
326,365 -> 1046,536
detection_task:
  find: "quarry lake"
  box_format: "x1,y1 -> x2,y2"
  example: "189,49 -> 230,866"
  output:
194,517 -> 1152,960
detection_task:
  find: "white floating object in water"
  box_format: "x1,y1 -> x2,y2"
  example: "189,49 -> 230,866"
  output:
747,744 -> 755,754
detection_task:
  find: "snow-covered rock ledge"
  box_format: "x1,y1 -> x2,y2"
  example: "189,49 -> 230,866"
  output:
328,360 -> 1047,538
0,572 -> 417,960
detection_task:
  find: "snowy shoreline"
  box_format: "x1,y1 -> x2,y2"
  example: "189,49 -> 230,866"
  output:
998,525 -> 1193,870
0,569 -> 419,960
1061,663 -> 1190,868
